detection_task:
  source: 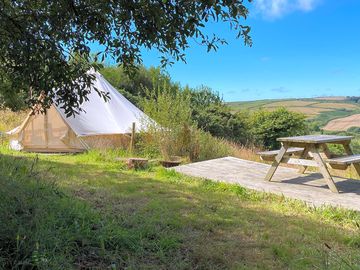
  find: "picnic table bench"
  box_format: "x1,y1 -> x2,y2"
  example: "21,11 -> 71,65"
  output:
257,135 -> 360,193
257,147 -> 304,161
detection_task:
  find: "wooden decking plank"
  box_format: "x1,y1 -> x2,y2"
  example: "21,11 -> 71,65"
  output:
173,157 -> 360,212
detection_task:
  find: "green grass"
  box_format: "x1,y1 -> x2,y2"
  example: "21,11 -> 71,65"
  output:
227,99 -> 284,111
1,147 -> 360,269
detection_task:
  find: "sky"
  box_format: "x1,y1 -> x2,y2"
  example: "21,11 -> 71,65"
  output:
103,0 -> 360,102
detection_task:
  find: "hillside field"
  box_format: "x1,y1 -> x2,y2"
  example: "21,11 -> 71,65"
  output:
324,114 -> 360,131
228,97 -> 360,130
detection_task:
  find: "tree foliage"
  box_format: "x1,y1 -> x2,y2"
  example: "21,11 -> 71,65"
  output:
249,108 -> 308,150
102,66 -> 249,144
0,0 -> 252,115
100,66 -> 175,106
189,86 -> 248,144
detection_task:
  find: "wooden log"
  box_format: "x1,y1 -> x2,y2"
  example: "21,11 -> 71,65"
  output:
126,157 -> 148,169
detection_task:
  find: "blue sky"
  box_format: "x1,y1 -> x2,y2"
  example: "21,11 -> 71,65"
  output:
103,0 -> 360,101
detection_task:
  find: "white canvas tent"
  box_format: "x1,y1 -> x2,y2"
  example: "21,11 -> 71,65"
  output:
8,70 -> 152,152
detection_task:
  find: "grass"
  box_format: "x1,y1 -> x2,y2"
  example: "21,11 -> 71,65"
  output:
1,146 -> 360,269
262,100 -> 318,107
0,109 -> 28,132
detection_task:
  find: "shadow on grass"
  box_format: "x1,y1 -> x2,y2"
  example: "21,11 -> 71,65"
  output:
1,153 -> 360,269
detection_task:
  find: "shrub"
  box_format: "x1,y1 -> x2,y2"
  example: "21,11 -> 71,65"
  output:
347,127 -> 360,133
249,107 -> 308,150
140,85 -> 196,160
139,85 -> 234,161
195,130 -> 234,161
189,86 -> 249,144
102,66 -> 249,146
191,104 -> 249,144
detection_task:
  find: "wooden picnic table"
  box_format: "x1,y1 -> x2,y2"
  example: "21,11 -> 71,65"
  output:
264,135 -> 360,193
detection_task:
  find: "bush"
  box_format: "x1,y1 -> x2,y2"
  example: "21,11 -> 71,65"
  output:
191,104 -> 249,144
249,107 -> 308,150
102,67 -> 249,146
195,130 -> 234,161
140,85 -> 197,160
189,86 -> 249,144
347,127 -> 360,133
139,85 -> 234,161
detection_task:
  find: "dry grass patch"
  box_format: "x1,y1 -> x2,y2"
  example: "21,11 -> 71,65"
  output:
0,109 -> 28,131
323,114 -> 360,131
264,106 -> 331,118
263,100 -> 317,108
314,96 -> 347,101
311,103 -> 359,110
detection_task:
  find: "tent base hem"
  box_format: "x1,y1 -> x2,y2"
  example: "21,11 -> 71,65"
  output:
22,148 -> 85,153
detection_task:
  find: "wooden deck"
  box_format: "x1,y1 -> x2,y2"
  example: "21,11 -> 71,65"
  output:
173,157 -> 360,212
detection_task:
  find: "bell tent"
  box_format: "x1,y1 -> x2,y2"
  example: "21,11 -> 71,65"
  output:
8,71 -> 152,152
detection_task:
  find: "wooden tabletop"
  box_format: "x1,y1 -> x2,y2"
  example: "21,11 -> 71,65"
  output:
277,135 -> 353,144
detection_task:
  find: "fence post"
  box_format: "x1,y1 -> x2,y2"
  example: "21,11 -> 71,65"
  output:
129,122 -> 136,154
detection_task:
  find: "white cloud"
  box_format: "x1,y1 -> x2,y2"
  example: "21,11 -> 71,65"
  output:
254,0 -> 320,19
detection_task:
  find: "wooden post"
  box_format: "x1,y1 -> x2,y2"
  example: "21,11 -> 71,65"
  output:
129,122 -> 136,154
44,110 -> 49,148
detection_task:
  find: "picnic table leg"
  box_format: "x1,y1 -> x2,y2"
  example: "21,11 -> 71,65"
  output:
321,143 -> 334,171
342,142 -> 360,177
298,146 -> 310,174
321,144 -> 333,159
310,146 -> 339,193
265,143 -> 288,181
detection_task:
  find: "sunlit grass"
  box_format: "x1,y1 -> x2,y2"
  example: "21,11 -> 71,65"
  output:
1,147 -> 360,269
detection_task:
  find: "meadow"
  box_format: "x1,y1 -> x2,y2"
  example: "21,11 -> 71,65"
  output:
1,146 -> 360,269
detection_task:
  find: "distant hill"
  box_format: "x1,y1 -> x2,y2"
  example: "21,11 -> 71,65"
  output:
227,97 -> 360,131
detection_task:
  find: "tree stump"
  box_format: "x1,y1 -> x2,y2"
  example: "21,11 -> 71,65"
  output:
126,158 -> 148,169
159,156 -> 182,168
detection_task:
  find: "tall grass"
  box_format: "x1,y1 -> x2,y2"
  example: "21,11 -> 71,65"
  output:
0,109 -> 28,132
0,155 -> 133,269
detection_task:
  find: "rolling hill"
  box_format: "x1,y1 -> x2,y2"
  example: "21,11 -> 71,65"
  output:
227,97 -> 360,131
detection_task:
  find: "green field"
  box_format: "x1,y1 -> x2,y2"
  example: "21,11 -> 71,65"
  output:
228,97 -> 360,129
1,147 -> 360,269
